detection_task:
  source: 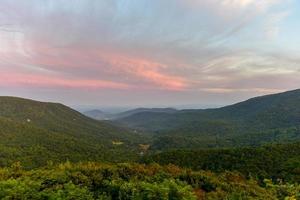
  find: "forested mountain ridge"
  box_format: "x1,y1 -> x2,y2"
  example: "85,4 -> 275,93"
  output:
0,96 -> 136,139
0,96 -> 146,168
115,89 -> 300,149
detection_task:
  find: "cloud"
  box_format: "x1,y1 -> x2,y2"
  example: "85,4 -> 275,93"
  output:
0,72 -> 131,90
264,11 -> 290,39
0,0 -> 298,106
99,53 -> 188,90
198,87 -> 285,94
221,0 -> 281,10
0,42 -> 189,91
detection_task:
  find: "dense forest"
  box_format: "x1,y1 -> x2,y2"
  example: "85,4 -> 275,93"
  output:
1,162 -> 299,200
142,142 -> 300,183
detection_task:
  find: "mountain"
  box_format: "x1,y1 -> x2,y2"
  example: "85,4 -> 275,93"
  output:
83,109 -> 112,120
112,107 -> 178,120
0,96 -> 146,168
83,107 -> 177,121
115,89 -> 300,149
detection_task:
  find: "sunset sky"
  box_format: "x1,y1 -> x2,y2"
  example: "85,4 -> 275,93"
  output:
0,0 -> 299,107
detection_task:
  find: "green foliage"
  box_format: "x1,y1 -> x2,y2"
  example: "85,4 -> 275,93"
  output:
142,142 -> 300,183
264,179 -> 300,200
0,162 -> 290,200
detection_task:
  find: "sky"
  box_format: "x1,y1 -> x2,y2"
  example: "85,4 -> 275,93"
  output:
0,0 -> 299,108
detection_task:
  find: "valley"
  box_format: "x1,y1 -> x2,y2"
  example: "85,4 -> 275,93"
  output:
1,89 -> 300,199
114,89 -> 300,150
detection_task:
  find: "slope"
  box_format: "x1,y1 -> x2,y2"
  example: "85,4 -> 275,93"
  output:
115,89 -> 300,149
0,96 -> 146,168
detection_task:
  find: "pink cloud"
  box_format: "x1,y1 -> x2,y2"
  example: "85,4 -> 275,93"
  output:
100,53 -> 188,91
17,42 -> 189,91
0,73 -> 130,90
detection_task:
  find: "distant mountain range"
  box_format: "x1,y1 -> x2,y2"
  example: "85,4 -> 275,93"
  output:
0,97 -> 145,168
114,89 -> 300,150
83,109 -> 112,120
1,89 -> 300,167
83,107 -> 177,120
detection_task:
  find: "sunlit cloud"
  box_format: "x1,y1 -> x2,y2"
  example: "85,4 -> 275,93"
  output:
0,73 -> 131,90
0,0 -> 299,106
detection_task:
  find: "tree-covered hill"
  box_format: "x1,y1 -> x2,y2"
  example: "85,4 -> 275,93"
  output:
142,142 -> 300,183
115,89 -> 300,149
0,97 -> 147,168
